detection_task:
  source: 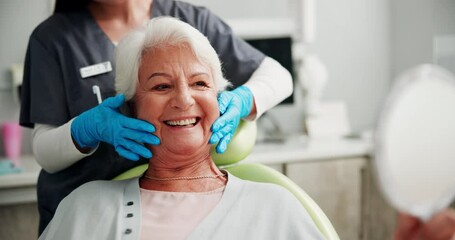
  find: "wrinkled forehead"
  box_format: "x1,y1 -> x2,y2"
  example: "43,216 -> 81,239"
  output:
139,44 -> 213,80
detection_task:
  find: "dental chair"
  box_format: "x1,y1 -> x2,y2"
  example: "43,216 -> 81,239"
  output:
114,121 -> 340,240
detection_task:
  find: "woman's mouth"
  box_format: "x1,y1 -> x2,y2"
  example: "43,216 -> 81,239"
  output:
164,117 -> 200,127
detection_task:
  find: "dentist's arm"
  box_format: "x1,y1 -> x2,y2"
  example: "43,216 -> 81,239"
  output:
210,57 -> 293,153
33,121 -> 93,173
33,94 -> 160,173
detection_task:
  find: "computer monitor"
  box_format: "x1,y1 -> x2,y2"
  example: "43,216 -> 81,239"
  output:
246,37 -> 294,104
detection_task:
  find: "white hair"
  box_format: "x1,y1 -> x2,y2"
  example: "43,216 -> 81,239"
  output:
115,17 -> 231,100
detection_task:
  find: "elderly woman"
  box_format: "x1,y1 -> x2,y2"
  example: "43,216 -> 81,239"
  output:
38,17 -> 323,240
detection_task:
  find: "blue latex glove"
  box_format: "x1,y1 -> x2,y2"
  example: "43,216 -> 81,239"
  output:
210,86 -> 253,153
71,94 -> 160,161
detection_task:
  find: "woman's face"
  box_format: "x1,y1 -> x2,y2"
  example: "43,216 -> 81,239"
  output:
135,44 -> 219,155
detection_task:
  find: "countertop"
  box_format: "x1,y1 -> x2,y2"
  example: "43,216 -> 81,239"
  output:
246,136 -> 372,165
0,156 -> 40,189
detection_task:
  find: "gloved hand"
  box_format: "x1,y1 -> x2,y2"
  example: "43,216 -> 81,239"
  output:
71,94 -> 160,161
210,86 -> 253,153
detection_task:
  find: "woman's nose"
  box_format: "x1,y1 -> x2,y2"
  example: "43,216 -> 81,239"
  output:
171,86 -> 195,110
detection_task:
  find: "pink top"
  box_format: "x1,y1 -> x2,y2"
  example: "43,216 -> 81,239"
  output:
139,186 -> 225,240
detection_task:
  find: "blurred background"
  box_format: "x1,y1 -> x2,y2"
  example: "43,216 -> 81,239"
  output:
0,0 -> 454,239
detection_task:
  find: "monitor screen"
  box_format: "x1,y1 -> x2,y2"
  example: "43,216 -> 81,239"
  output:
246,37 -> 294,104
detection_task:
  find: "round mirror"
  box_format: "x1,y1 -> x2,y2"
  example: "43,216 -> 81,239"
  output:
374,64 -> 455,221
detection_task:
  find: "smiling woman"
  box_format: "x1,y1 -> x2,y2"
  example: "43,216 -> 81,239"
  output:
135,45 -> 220,160
38,17 -> 323,240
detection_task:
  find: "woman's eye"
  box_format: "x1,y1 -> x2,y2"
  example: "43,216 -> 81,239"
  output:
192,81 -> 209,88
152,84 -> 170,91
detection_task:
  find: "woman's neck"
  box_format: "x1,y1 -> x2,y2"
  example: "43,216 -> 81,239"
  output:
140,151 -> 227,192
88,0 -> 152,43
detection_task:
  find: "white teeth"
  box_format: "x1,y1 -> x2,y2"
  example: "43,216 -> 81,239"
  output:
166,118 -> 197,126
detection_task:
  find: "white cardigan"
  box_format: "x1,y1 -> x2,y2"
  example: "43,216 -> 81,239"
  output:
39,173 -> 323,240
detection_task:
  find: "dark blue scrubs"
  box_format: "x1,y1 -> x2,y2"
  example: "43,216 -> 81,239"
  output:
20,0 -> 265,234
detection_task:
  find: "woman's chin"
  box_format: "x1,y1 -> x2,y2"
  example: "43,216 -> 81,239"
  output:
157,124 -> 212,155
162,136 -> 208,155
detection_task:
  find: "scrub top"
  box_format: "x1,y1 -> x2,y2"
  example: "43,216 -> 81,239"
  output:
19,0 -> 265,234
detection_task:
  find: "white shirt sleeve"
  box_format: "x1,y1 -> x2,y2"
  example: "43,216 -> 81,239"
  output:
243,56 -> 293,120
32,120 -> 97,173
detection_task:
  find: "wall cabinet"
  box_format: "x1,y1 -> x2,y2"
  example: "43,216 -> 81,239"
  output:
0,203 -> 39,239
286,158 -> 397,240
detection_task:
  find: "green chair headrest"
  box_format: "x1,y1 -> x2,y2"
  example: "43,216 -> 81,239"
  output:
210,120 -> 257,166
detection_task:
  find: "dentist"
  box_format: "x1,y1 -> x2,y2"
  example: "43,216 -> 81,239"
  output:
20,0 -> 292,234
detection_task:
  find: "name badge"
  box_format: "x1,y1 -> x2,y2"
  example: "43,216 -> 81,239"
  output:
80,61 -> 112,78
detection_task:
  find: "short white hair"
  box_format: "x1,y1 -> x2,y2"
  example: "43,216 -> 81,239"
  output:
115,17 -> 230,100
